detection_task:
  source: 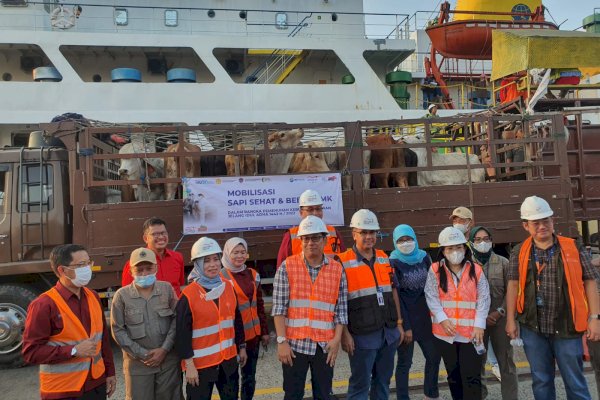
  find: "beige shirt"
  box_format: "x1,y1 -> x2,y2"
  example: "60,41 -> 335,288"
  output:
111,281 -> 178,375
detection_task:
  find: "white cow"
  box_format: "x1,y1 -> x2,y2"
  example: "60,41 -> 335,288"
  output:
117,142 -> 165,201
267,128 -> 304,174
401,134 -> 485,186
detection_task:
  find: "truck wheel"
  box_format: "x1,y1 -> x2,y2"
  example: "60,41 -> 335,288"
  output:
0,284 -> 39,368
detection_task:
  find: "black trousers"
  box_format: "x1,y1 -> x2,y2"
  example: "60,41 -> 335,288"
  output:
282,346 -> 333,400
186,365 -> 239,400
435,337 -> 483,400
76,383 -> 106,400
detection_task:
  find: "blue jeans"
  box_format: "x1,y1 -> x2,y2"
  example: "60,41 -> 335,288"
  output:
347,339 -> 398,400
521,325 -> 591,400
396,337 -> 440,400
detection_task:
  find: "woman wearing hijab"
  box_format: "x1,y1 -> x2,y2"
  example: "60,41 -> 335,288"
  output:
425,226 -> 490,400
469,227 -> 519,400
220,237 -> 270,400
176,237 -> 247,400
391,224 -> 441,400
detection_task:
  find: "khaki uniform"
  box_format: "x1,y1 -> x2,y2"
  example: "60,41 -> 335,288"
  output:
111,281 -> 182,400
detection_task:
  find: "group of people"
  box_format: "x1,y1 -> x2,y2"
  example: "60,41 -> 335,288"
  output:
21,189 -> 600,400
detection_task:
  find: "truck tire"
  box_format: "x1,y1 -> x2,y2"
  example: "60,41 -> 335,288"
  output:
0,284 -> 39,368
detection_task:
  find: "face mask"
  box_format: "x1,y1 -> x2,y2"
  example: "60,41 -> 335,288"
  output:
204,282 -> 226,300
66,265 -> 93,287
473,241 -> 493,253
396,241 -> 416,255
446,250 -> 465,265
134,273 -> 156,288
453,223 -> 469,234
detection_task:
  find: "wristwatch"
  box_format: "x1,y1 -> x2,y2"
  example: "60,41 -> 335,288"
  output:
276,336 -> 287,344
589,314 -> 600,320
497,307 -> 506,317
239,343 -> 247,349
70,347 -> 77,357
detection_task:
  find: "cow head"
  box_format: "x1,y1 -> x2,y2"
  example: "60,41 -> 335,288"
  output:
268,128 -> 304,149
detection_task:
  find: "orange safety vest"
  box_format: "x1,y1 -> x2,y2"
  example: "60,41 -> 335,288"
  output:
517,236 -> 589,332
337,249 -> 397,335
289,225 -> 340,257
430,261 -> 482,339
285,254 -> 342,342
39,287 -> 105,396
221,268 -> 262,341
181,280 -> 238,370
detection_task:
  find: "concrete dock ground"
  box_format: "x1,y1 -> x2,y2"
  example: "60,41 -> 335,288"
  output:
1,341 -> 598,399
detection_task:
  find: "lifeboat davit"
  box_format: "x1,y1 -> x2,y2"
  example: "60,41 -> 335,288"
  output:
426,0 -> 558,60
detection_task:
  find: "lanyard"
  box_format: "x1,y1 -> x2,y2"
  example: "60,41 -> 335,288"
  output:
533,245 -> 555,290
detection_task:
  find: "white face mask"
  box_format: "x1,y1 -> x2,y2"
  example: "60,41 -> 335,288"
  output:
446,250 -> 465,265
66,265 -> 93,287
204,282 -> 226,300
453,223 -> 469,234
396,241 -> 416,255
473,241 -> 493,253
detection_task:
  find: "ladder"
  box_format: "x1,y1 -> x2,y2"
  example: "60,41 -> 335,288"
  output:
18,147 -> 47,261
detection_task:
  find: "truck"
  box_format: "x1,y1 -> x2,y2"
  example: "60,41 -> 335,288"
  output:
0,111 -> 597,367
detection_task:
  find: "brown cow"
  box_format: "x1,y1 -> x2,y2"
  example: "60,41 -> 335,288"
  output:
164,141 -> 202,200
225,143 -> 259,176
365,134 -> 407,188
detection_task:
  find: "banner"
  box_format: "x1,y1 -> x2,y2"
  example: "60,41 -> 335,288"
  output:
182,173 -> 344,234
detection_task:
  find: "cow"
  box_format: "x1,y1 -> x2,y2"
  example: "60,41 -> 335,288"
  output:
164,141 -> 202,200
267,128 -> 304,174
225,143 -> 259,176
402,134 -> 485,185
117,142 -> 165,201
288,140 -> 333,173
365,134 -> 408,188
334,137 -> 371,190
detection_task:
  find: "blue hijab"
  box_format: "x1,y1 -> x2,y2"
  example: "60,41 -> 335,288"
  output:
389,224 -> 428,265
188,256 -> 223,289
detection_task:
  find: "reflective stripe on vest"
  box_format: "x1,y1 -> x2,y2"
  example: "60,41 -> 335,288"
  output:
289,225 -> 340,256
182,281 -> 238,370
517,236 -> 589,332
338,249 -> 393,301
39,287 -> 106,395
430,261 -> 482,339
220,268 -> 262,341
284,254 -> 342,342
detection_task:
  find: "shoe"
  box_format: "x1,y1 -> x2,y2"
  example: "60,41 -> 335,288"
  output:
491,363 -> 502,381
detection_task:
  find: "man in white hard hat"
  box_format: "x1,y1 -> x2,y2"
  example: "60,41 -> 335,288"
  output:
506,196 -> 600,400
276,189 -> 345,268
272,215 -> 347,400
338,209 -> 404,399
426,103 -> 439,118
450,206 -> 474,237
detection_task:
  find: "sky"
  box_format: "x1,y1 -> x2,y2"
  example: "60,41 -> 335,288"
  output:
363,0 -> 599,31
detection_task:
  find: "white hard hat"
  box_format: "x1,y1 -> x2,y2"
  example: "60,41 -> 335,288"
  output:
438,226 -> 467,247
428,104 -> 437,112
299,189 -> 323,207
191,237 -> 222,261
297,215 -> 329,236
350,209 -> 380,230
520,196 -> 554,220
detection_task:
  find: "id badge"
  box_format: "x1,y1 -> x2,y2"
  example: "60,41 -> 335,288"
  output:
536,294 -> 544,307
376,288 -> 385,306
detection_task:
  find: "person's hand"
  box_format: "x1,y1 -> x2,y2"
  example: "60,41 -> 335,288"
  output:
261,334 -> 270,349
73,339 -> 97,358
325,337 -> 341,367
106,376 -> 116,398
185,366 -> 199,386
277,341 -> 295,366
587,319 -> 600,341
471,327 -> 484,345
440,319 -> 456,336
505,318 -> 518,339
341,331 -> 355,356
143,348 -> 167,367
238,348 -> 248,368
403,329 -> 413,345
486,310 -> 502,327
397,325 -> 405,347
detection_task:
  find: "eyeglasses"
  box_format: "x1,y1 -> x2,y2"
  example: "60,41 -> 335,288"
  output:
301,206 -> 323,213
300,235 -> 324,243
527,218 -> 553,229
353,230 -> 378,237
473,236 -> 491,243
64,261 -> 94,269
148,231 -> 168,238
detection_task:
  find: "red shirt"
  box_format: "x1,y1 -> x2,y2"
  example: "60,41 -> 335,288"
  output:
22,281 -> 115,400
122,248 -> 185,297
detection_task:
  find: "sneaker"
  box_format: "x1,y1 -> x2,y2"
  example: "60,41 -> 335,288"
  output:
491,363 -> 502,382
